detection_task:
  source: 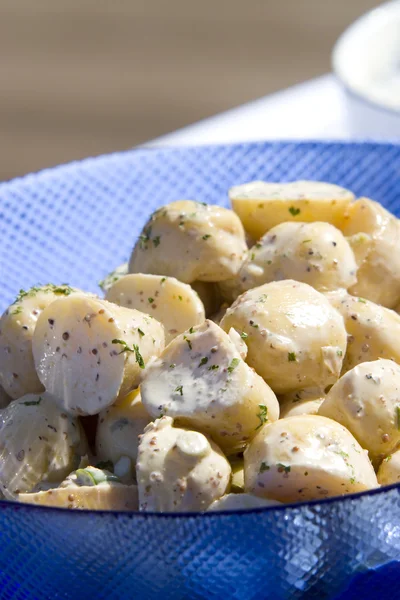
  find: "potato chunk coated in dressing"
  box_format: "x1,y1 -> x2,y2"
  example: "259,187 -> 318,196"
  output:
244,415 -> 377,503
33,294 -> 165,416
230,180 -> 354,240
220,280 -> 347,394
106,274 -> 205,344
129,201 -> 247,283
137,416 -> 231,512
319,359 -> 400,465
140,320 -> 279,454
0,393 -> 87,499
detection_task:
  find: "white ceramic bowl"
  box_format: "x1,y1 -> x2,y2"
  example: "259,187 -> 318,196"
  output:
332,0 -> 400,138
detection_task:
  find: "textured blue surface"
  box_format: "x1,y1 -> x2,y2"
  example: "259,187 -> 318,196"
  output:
1,141 -> 400,599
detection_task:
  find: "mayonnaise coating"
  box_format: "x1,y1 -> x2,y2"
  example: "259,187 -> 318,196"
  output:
220,280 -> 347,394
32,294 -> 165,416
0,393 -> 87,499
341,198 -> 400,308
377,451 -> 400,486
129,201 -> 247,283
19,467 -> 138,510
208,493 -> 280,511
229,180 -> 354,240
96,388 -> 150,482
0,284 -> 82,399
326,290 -> 400,373
279,388 -> 325,418
106,274 -> 205,344
244,415 -> 378,503
136,416 -> 231,512
237,222 -> 357,294
140,320 -> 279,454
318,359 -> 400,465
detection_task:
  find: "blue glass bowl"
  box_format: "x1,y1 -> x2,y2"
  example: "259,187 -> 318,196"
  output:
1,141 -> 400,600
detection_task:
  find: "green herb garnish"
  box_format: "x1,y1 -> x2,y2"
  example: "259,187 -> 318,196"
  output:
153,236 -> 161,247
208,364 -> 219,371
240,332 -> 248,339
112,339 -> 145,369
202,234 -> 211,240
256,405 -> 268,430
138,328 -> 145,337
227,358 -> 240,373
288,352 -> 297,362
259,462 -> 270,473
198,357 -> 209,367
22,396 -> 42,406
277,463 -> 291,473
289,206 -> 301,216
175,385 -> 183,396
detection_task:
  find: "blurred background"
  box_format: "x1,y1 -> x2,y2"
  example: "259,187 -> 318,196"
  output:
0,0 -> 380,181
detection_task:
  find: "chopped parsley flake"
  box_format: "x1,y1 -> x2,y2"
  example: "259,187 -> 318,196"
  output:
138,328 -> 145,338
337,350 -> 343,357
302,239 -> 312,244
161,277 -> 167,283
277,463 -> 291,473
288,352 -> 297,362
169,363 -> 176,369
12,306 -> 23,315
153,236 -> 161,247
178,295 -> 183,301
198,357 -> 209,367
396,406 -> 400,431
251,253 -> 255,261
240,332 -> 248,339
111,339 -> 145,369
202,234 -> 212,240
255,243 -> 262,249
139,225 -> 152,249
289,206 -> 301,216
22,396 -> 42,406
249,321 -> 258,328
227,358 -> 240,373
208,364 -> 219,371
384,455 -> 392,463
259,462 -> 270,473
349,477 -> 355,484
358,297 -> 367,303
184,336 -> 192,350
189,327 -> 194,334
12,284 -> 74,306
256,405 -> 268,430
257,294 -> 268,303
175,385 -> 183,396
148,297 -> 154,304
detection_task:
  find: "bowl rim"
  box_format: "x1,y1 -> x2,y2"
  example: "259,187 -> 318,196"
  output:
332,0 -> 400,118
1,479 -> 399,519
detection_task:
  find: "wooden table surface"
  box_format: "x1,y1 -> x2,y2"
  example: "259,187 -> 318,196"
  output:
0,0 -> 379,180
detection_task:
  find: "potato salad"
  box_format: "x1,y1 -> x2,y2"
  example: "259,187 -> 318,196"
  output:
5,179 -> 400,512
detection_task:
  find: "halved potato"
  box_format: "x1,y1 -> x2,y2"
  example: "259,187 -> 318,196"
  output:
230,180 -> 354,239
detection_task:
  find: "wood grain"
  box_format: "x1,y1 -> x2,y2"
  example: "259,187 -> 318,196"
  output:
0,0 -> 379,180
